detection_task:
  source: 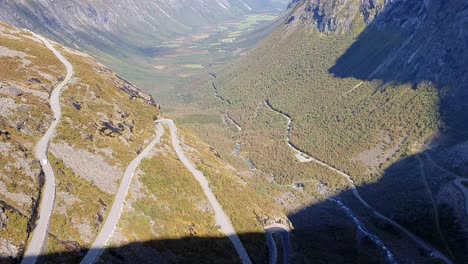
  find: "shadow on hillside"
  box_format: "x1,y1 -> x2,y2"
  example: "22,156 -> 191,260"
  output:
3,2 -> 468,264
4,166 -> 467,264
329,0 -> 468,145
326,1 -> 468,263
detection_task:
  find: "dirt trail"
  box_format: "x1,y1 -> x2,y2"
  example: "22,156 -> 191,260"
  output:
423,153 -> 468,215
416,155 -> 454,259
342,81 -> 363,95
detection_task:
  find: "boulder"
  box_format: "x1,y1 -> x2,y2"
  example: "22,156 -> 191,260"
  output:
0,207 -> 7,230
0,86 -> 22,97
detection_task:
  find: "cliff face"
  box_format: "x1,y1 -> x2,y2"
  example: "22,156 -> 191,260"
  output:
285,0 -> 387,33
285,0 -> 467,93
368,0 -> 468,90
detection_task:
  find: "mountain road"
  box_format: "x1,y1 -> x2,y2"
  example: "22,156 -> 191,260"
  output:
21,34 -> 74,264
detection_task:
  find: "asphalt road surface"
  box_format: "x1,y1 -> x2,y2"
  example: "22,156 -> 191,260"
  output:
81,124 -> 164,264
21,34 -> 74,264
264,223 -> 289,264
156,118 -> 252,264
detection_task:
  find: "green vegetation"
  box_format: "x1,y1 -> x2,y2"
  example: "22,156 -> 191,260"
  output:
0,23 -> 65,252
197,25 -> 440,187
182,64 -> 205,69
55,48 -> 159,165
175,114 -> 221,125
114,130 -> 232,262
0,30 -> 64,83
236,14 -> 278,31
178,126 -> 289,263
46,154 -> 113,262
177,19 -> 446,262
107,123 -> 288,263
0,210 -> 28,245
44,44 -> 160,258
93,12 -> 282,107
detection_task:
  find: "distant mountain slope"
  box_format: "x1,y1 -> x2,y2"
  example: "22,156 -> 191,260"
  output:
328,0 -> 468,136
0,0 -> 288,59
285,0 -> 386,33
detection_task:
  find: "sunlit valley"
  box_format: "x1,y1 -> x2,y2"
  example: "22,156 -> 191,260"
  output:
0,1 -> 467,263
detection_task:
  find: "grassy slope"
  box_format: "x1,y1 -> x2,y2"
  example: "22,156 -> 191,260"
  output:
106,129 -> 237,263
213,26 -> 439,185
45,47 -> 161,259
4,24 -> 287,263
101,123 -> 288,263
0,19 -> 289,262
0,22 -> 64,256
183,18 -> 445,261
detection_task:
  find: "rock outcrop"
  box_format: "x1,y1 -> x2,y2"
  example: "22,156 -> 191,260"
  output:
0,21 -> 162,260
286,0 -> 386,33
0,207 -> 7,230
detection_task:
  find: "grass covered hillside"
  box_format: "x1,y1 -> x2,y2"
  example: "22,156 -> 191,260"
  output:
0,22 -> 161,262
0,21 -> 290,264
42,37 -> 288,264
101,124 -> 287,263
44,44 -> 161,261
182,0 -> 468,262
0,22 -> 65,260
213,26 -> 440,185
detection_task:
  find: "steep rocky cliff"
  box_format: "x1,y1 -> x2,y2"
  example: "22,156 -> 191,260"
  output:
286,0 -> 386,33
285,0 -> 467,133
285,0 -> 467,98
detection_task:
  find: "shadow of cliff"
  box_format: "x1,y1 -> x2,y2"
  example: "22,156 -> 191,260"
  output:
324,1 -> 468,263
5,235 -> 256,264
329,0 -> 468,145
3,162 -> 466,264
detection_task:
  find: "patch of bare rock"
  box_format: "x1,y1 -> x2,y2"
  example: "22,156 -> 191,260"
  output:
50,142 -> 123,194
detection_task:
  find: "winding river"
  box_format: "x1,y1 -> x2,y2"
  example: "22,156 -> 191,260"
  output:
331,199 -> 397,264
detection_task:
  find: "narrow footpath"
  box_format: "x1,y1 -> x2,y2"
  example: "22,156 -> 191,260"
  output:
424,153 -> 468,215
